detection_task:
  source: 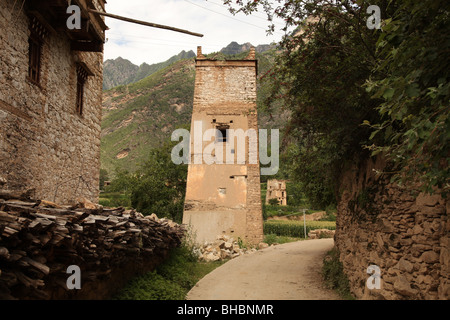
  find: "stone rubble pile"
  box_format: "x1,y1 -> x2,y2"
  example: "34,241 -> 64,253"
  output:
308,228 -> 335,239
195,235 -> 270,262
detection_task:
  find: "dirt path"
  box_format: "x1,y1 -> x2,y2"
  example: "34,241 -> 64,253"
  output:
187,238 -> 341,300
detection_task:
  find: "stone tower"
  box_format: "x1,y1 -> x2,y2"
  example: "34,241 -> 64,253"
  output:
266,179 -> 287,206
182,46 -> 264,245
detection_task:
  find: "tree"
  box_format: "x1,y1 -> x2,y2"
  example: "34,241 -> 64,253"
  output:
224,0 -> 449,200
227,0 -> 382,206
268,198 -> 280,206
130,141 -> 188,222
365,0 -> 450,195
99,168 -> 109,191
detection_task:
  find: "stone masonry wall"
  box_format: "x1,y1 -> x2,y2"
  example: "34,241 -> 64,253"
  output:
0,0 -> 103,204
335,155 -> 449,300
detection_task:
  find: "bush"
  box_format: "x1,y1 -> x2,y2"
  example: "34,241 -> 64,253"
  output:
322,248 -> 354,300
320,213 -> 337,222
113,245 -> 224,300
114,270 -> 186,300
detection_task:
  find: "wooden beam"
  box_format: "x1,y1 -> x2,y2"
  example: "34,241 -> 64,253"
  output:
0,100 -> 32,122
71,41 -> 103,52
87,9 -> 204,38
73,0 -> 106,42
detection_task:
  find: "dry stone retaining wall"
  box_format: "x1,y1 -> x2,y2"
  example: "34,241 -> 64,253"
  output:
335,156 -> 449,300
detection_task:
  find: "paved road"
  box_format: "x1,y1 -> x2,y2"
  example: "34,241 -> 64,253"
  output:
187,238 -> 341,300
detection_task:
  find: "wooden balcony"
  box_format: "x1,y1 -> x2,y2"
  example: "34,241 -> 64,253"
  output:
26,0 -> 108,52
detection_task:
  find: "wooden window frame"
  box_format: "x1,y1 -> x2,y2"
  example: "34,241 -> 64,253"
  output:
216,125 -> 229,143
27,34 -> 42,84
75,63 -> 94,116
27,17 -> 47,86
76,73 -> 85,116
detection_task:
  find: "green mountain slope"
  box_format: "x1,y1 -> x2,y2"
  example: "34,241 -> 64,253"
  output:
103,50 -> 196,90
101,58 -> 195,174
103,57 -> 139,91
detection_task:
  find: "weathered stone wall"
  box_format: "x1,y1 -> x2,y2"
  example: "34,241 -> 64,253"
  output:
183,47 -> 264,245
0,0 -> 103,204
335,155 -> 449,300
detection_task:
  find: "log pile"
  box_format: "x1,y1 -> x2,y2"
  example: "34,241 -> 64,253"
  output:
0,191 -> 185,299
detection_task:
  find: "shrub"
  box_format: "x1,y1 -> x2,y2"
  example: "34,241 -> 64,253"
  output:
322,248 -> 354,300
114,245 -> 224,300
268,198 -> 280,206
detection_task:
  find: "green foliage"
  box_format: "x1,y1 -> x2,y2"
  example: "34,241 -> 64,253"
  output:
263,220 -> 335,238
264,233 -> 301,245
130,141 -> 187,223
99,169 -> 109,191
285,180 -> 307,207
268,198 -> 280,206
263,204 -> 321,219
114,245 -> 224,300
365,0 -> 450,195
225,0 -> 449,198
98,192 -> 131,208
320,212 -> 337,222
322,248 -> 354,300
225,1 -> 382,208
114,270 -> 186,300
105,167 -> 137,194
104,139 -> 187,223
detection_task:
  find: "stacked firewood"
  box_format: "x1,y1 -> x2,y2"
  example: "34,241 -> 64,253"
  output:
0,191 -> 185,299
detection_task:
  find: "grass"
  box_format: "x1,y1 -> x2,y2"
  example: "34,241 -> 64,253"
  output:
113,245 -> 225,300
322,247 -> 355,300
263,233 -> 304,245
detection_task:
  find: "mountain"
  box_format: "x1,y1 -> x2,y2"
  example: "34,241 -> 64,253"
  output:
100,45 -> 288,176
103,57 -> 139,91
220,41 -> 276,55
102,50 -> 196,90
101,57 -> 195,174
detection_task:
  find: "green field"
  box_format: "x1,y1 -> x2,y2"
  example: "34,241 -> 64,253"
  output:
263,220 -> 336,238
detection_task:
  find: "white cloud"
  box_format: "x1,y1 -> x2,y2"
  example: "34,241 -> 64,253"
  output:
103,0 -> 290,65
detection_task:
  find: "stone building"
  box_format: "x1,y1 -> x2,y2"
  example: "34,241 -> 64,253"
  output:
182,46 -> 264,245
266,179 -> 287,206
0,0 -> 107,203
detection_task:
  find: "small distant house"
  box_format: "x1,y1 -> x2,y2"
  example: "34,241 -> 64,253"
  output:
0,0 -> 108,203
266,179 -> 287,206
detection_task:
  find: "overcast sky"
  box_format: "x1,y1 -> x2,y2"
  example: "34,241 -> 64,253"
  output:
103,0 -> 291,66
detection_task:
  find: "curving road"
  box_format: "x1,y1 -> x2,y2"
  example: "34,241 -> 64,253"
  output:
187,238 -> 341,300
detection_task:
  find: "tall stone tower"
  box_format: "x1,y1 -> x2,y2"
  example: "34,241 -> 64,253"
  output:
182,46 -> 264,245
